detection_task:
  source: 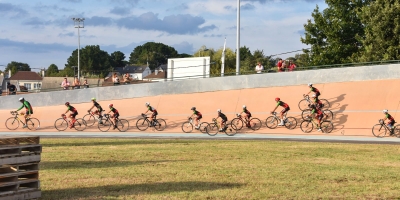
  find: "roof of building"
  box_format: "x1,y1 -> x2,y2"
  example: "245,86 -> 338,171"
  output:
9,71 -> 42,81
144,71 -> 167,79
115,65 -> 149,74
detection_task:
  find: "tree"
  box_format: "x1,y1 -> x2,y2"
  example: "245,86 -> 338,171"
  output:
356,0 -> 400,61
301,0 -> 371,65
46,64 -> 59,76
110,51 -> 126,68
129,42 -> 178,70
65,45 -> 112,75
5,61 -> 31,76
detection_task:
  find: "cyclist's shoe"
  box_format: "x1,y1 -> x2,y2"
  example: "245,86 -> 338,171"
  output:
317,128 -> 322,132
195,126 -> 199,130
219,128 -> 223,132
22,125 -> 27,129
278,122 -> 284,126
113,125 -> 117,130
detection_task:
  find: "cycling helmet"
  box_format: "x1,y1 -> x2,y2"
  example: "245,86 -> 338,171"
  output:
383,109 -> 388,113
308,83 -> 313,86
275,97 -> 280,101
191,107 -> 196,110
91,97 -> 96,101
217,109 -> 221,112
19,97 -> 24,101
243,105 -> 246,108
65,102 -> 70,106
145,102 -> 150,106
109,104 -> 113,107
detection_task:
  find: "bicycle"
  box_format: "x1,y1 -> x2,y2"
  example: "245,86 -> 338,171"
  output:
136,114 -> 166,131
83,110 -> 104,127
231,114 -> 262,131
205,118 -> 237,136
265,112 -> 297,129
372,119 -> 400,138
181,117 -> 209,133
5,111 -> 40,131
301,109 -> 334,121
99,114 -> 130,132
300,117 -> 334,133
298,95 -> 330,111
54,114 -> 86,131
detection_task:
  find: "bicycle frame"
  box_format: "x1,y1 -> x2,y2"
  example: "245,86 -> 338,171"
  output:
11,112 -> 27,125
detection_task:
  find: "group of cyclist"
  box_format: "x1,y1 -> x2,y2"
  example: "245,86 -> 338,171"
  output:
12,83 -> 396,133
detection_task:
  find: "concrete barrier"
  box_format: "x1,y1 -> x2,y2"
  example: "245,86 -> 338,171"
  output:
0,64 -> 399,110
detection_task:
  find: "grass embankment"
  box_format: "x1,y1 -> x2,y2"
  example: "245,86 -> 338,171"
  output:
40,139 -> 400,199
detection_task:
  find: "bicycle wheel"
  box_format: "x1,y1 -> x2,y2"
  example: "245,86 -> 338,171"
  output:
323,110 -> 334,121
231,118 -> 243,130
298,99 -> 310,111
300,120 -> 313,133
74,118 -> 87,131
265,116 -> 278,129
5,117 -> 20,130
372,124 -> 386,137
154,119 -> 166,131
27,118 -> 40,131
98,118 -> 112,132
199,122 -> 209,133
320,99 -> 330,109
249,118 -> 262,130
301,109 -> 312,120
116,119 -> 130,132
181,121 -> 193,133
225,124 -> 237,136
320,121 -> 334,133
206,124 -> 218,136
393,125 -> 400,137
284,117 -> 297,130
136,118 -> 149,131
83,114 -> 97,127
54,118 -> 68,131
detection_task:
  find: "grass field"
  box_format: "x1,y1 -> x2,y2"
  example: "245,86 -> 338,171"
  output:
39,138 -> 400,199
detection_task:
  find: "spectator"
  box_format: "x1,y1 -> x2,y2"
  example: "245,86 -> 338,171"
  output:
8,82 -> 17,95
277,59 -> 284,72
282,60 -> 287,72
61,78 -> 70,90
123,73 -> 131,84
74,77 -> 81,89
82,79 -> 89,89
255,62 -> 264,74
113,73 -> 120,85
288,61 -> 297,72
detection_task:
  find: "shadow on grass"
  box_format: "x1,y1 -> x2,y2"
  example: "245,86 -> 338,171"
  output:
41,181 -> 244,200
42,139 -> 204,147
40,160 -> 190,170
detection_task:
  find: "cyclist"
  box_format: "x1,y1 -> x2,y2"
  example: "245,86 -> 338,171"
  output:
382,109 -> 396,134
189,107 -> 202,129
216,109 -> 228,131
143,102 -> 158,126
16,97 -> 33,128
64,102 -> 78,128
307,104 -> 324,132
271,97 -> 290,126
88,98 -> 104,123
240,105 -> 252,127
305,83 -> 321,100
107,104 -> 119,129
311,94 -> 324,109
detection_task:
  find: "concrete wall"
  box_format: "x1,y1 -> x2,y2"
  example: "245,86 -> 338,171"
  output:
0,64 -> 399,110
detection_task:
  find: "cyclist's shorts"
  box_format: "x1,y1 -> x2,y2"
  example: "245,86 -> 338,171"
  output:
316,114 -> 324,121
221,118 -> 228,123
151,111 -> 158,118
387,120 -> 395,126
246,113 -> 252,118
113,113 -> 120,119
281,107 -> 290,114
97,108 -> 103,113
71,112 -> 78,118
196,115 -> 202,120
315,92 -> 321,97
25,109 -> 33,115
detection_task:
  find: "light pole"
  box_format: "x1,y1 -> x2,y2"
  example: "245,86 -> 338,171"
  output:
72,18 -> 85,80
236,0 -> 240,75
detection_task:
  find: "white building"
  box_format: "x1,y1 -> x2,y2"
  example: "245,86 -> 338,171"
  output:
115,65 -> 151,80
9,71 -> 42,92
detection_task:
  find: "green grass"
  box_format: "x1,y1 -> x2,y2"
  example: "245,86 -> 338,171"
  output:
39,139 -> 400,199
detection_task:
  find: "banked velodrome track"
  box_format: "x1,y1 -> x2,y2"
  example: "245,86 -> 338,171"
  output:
1,64 -> 400,144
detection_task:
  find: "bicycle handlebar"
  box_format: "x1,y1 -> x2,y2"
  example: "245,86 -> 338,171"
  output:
379,119 -> 384,124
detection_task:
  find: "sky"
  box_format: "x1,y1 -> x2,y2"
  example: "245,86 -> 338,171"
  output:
0,0 -> 328,71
